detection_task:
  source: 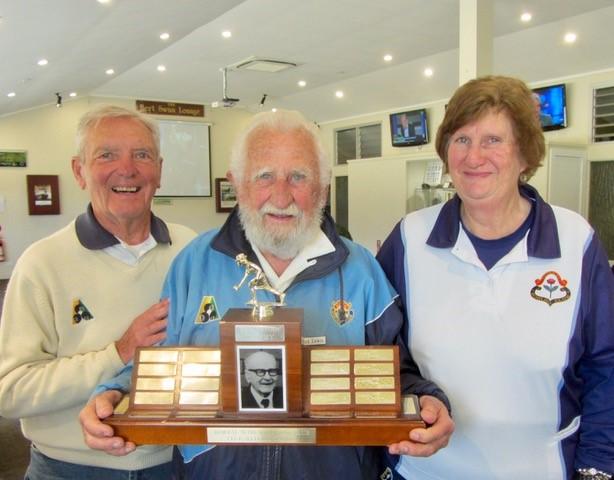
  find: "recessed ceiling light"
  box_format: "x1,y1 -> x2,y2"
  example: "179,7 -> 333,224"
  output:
69,92 -> 77,97
383,54 -> 393,62
159,32 -> 170,41
298,80 -> 307,87
335,90 -> 344,98
157,65 -> 166,72
564,32 -> 577,44
37,59 -> 48,66
272,108 -> 278,112
7,92 -> 16,98
105,68 -> 115,75
423,67 -> 434,77
97,0 -> 110,4
520,12 -> 532,22
222,30 -> 232,38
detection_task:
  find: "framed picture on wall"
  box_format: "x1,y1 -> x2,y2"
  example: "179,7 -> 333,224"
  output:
0,150 -> 27,167
27,174 -> 60,215
215,178 -> 237,213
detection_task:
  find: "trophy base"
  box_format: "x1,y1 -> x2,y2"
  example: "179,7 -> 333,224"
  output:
105,413 -> 425,446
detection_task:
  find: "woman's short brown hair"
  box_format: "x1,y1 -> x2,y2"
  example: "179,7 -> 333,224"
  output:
435,75 -> 545,181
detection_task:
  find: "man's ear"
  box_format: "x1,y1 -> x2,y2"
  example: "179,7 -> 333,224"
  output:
156,157 -> 163,188
71,157 -> 87,190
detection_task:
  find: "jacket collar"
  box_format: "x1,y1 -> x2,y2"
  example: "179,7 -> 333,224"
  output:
211,206 -> 349,283
426,184 -> 561,259
75,203 -> 171,250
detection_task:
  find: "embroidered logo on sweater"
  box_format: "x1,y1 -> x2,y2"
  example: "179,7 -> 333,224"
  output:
379,467 -> 393,480
195,296 -> 219,324
331,299 -> 354,326
72,299 -> 94,324
530,271 -> 571,306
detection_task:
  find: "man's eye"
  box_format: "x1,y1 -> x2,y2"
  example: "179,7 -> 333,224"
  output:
289,172 -> 306,183
255,172 -> 273,182
98,152 -> 114,160
134,151 -> 152,160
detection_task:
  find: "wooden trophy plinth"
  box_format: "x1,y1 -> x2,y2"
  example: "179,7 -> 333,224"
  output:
105,307 -> 425,446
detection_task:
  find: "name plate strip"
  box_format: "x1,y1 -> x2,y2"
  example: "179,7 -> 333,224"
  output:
207,427 -> 316,444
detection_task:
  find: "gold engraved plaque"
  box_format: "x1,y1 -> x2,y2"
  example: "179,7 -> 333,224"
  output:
207,427 -> 316,444
310,377 -> 350,391
311,349 -> 350,362
139,350 -> 179,363
355,391 -> 396,405
354,363 -> 394,376
182,350 -> 220,363
181,377 -> 220,391
138,363 -> 176,376
135,377 -> 176,391
402,395 -> 419,415
134,391 -> 174,405
354,376 -> 395,390
311,362 -> 350,376
179,391 -> 219,405
311,392 -> 351,405
354,349 -> 393,362
235,325 -> 285,342
182,363 -> 220,376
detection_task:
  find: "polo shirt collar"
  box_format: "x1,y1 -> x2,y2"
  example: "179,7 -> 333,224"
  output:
426,184 -> 561,259
75,203 -> 171,250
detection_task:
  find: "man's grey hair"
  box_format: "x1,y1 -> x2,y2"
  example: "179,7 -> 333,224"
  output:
229,109 -> 331,188
75,105 -> 160,161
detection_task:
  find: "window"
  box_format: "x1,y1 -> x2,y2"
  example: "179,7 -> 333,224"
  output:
593,86 -> 614,143
335,123 -> 381,164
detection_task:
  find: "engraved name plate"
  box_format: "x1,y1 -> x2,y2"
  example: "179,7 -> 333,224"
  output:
182,350 -> 220,363
138,363 -> 176,376
354,349 -> 393,362
181,377 -> 220,391
311,362 -> 350,376
179,391 -> 219,405
354,363 -> 394,376
134,391 -> 174,405
207,427 -> 316,444
402,395 -> 419,415
311,391 -> 352,405
355,391 -> 396,405
311,349 -> 350,362
136,377 -> 176,391
139,350 -> 179,363
310,377 -> 350,391
354,376 -> 395,390
235,324 -> 285,342
182,363 -> 221,376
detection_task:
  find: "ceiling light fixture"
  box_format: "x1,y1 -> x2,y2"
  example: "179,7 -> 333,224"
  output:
159,32 -> 170,41
424,67 -> 434,77
7,92 -> 16,98
272,108 -> 277,112
69,92 -> 77,97
335,90 -> 344,98
105,68 -> 115,75
383,54 -> 393,62
37,59 -> 48,66
298,80 -> 306,87
97,0 -> 111,4
564,32 -> 577,44
157,65 -> 166,72
222,30 -> 232,38
55,92 -> 62,108
520,12 -> 532,22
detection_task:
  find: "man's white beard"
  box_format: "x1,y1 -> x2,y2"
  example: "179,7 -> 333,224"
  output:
239,202 -> 323,260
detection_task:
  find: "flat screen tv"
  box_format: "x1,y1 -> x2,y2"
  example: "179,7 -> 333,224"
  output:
532,83 -> 567,131
390,109 -> 428,147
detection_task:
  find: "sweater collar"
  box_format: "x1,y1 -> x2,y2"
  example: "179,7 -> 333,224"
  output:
426,184 -> 561,258
211,206 -> 349,283
75,203 -> 171,250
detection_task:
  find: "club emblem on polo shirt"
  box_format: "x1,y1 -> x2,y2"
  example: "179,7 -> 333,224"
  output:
195,296 -> 219,324
530,271 -> 571,306
380,467 -> 393,480
331,299 -> 354,326
72,299 -> 94,324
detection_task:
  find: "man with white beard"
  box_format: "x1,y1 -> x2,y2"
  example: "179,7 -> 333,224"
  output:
79,110 -> 454,480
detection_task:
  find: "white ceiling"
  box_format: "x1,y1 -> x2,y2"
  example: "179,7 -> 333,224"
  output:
2,0 -> 614,122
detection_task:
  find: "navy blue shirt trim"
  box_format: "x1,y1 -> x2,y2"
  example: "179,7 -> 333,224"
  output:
74,203 -> 171,250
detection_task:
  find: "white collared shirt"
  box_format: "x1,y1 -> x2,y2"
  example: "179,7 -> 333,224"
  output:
251,230 -> 336,293
103,234 -> 157,266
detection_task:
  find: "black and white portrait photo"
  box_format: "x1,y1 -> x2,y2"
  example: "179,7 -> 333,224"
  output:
237,346 -> 286,411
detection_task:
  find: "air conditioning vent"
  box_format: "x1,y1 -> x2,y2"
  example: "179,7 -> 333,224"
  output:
233,57 -> 297,73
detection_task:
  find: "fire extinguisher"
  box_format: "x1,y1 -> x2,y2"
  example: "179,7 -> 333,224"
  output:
0,225 -> 5,262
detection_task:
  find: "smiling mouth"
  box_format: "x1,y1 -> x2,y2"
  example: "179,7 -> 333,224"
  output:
112,186 -> 140,193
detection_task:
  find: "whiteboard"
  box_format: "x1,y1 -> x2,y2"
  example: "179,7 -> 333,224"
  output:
156,120 -> 211,197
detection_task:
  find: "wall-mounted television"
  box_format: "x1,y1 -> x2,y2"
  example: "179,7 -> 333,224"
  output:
390,109 -> 429,147
532,83 -> 567,131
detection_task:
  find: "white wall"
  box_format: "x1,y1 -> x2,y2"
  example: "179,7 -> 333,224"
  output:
319,68 -> 614,251
0,97 -> 253,278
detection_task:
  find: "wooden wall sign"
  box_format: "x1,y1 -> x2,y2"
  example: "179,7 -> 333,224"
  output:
136,100 -> 204,117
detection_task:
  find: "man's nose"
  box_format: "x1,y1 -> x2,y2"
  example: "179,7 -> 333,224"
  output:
116,153 -> 138,176
270,178 -> 293,208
